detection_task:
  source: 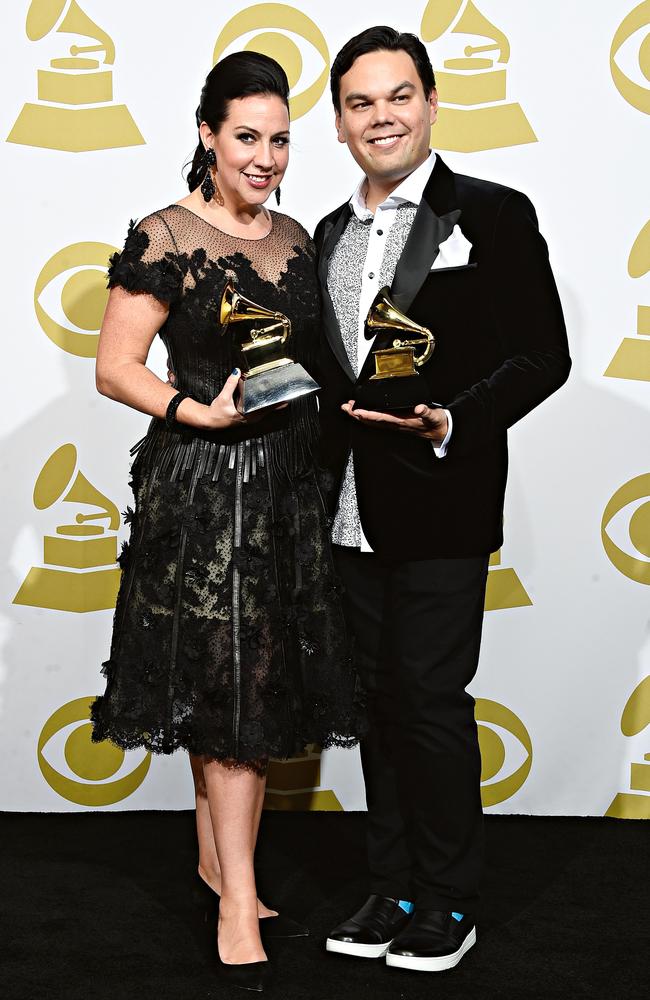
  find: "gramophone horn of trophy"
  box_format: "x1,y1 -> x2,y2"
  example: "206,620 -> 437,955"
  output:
353,286 -> 436,413
7,0 -> 144,152
13,443 -> 121,614
219,279 -> 319,414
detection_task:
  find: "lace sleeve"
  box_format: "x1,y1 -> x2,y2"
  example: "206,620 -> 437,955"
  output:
108,212 -> 184,304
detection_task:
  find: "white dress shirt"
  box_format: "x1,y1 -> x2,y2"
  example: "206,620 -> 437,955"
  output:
329,151 -> 454,552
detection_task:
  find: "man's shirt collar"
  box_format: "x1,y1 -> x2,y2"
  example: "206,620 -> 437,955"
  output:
349,150 -> 436,221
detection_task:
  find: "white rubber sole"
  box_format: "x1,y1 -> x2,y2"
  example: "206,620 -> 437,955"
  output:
385,926 -> 477,972
325,937 -> 392,959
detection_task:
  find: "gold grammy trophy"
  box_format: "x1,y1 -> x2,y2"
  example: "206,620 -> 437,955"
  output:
605,219 -> 650,382
219,279 -> 319,414
13,443 -> 122,613
605,676 -> 650,820
354,286 -> 435,412
7,0 -> 144,152
421,0 -> 536,152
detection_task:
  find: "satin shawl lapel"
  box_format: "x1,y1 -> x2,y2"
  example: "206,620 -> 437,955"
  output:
390,156 -> 461,315
317,204 -> 355,382
357,157 -> 461,383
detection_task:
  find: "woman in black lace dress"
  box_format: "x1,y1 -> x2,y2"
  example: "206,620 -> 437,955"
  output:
91,53 -> 363,988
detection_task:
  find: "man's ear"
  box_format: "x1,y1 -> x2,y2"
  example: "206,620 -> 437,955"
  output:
429,88 -> 438,126
335,111 -> 346,144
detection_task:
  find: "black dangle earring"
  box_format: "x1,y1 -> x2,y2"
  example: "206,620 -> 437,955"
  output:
275,185 -> 281,206
200,147 -> 216,202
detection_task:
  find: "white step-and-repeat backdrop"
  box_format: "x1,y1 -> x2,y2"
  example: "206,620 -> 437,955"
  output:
1,0 -> 649,817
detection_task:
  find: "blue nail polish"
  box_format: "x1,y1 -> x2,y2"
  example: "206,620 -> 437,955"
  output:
451,912 -> 464,922
231,368 -> 239,375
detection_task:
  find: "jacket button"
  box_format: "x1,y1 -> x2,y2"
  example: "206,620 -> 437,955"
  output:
368,272 -> 375,279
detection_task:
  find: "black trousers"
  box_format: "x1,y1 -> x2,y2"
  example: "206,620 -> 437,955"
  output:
333,545 -> 489,913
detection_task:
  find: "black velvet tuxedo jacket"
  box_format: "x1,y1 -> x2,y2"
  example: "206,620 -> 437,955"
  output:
313,154 -> 571,562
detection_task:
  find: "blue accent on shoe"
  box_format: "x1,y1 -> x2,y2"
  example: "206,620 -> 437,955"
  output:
398,900 -> 414,914
451,911 -> 464,922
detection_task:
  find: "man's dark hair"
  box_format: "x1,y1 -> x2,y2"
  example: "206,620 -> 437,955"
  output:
330,26 -> 436,114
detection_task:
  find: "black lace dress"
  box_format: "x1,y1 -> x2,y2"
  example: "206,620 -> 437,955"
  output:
91,205 -> 364,769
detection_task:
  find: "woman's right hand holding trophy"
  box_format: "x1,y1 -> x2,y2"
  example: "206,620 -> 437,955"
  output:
167,365 -> 288,430
204,367 -> 249,428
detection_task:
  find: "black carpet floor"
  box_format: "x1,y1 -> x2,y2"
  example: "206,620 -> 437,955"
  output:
1,812 -> 647,1000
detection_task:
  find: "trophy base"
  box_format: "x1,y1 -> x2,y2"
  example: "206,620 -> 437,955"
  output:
353,375 -> 429,413
238,362 -> 319,414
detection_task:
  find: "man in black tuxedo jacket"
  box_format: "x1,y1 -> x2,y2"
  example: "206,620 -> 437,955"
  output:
318,28 -> 571,973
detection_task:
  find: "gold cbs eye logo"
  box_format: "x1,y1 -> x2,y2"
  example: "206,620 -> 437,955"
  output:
213,4 -> 329,120
34,242 -> 117,358
601,474 -> 650,585
475,699 -> 533,807
38,697 -> 151,806
611,1 -> 650,114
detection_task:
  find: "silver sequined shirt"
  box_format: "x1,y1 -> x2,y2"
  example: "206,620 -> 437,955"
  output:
328,203 -> 418,547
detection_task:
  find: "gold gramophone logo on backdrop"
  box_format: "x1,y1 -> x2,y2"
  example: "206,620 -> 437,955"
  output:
420,0 -> 536,152
34,241 -> 118,358
485,548 -> 532,611
7,0 -> 144,152
13,443 -> 122,613
601,474 -> 650,586
610,1 -> 650,115
475,699 -> 533,807
264,745 -> 342,811
604,220 -> 650,382
605,676 -> 650,820
213,3 -> 329,120
38,696 -> 151,805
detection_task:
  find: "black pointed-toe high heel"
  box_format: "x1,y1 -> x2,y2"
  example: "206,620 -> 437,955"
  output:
195,875 -> 309,939
216,954 -> 270,993
259,911 -> 309,941
216,931 -> 271,993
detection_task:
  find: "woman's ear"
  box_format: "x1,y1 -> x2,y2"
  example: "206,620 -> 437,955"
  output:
199,121 -> 214,149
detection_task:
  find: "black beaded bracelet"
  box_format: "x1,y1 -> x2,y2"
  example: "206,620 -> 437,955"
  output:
165,391 -> 190,429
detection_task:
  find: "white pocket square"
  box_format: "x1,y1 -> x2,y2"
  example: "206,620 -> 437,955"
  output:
431,224 -> 472,270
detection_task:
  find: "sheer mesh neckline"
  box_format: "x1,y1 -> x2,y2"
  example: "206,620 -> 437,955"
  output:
109,206 -> 314,303
171,203 -> 274,242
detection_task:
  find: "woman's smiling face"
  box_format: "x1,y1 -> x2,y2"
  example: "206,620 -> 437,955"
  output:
206,93 -> 290,208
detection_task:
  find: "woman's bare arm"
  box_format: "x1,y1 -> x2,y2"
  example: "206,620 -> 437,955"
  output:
95,287 -> 244,430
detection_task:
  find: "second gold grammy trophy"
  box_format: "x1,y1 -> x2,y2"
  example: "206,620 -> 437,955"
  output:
219,279 -> 319,414
354,286 -> 435,412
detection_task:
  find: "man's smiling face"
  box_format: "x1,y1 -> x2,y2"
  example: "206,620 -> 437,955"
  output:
335,48 -> 437,187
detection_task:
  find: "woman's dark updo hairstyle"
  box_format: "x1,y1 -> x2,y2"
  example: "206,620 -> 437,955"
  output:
187,51 -> 290,192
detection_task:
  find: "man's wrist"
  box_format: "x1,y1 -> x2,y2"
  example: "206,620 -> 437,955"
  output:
432,409 -> 452,457
433,412 -> 449,443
